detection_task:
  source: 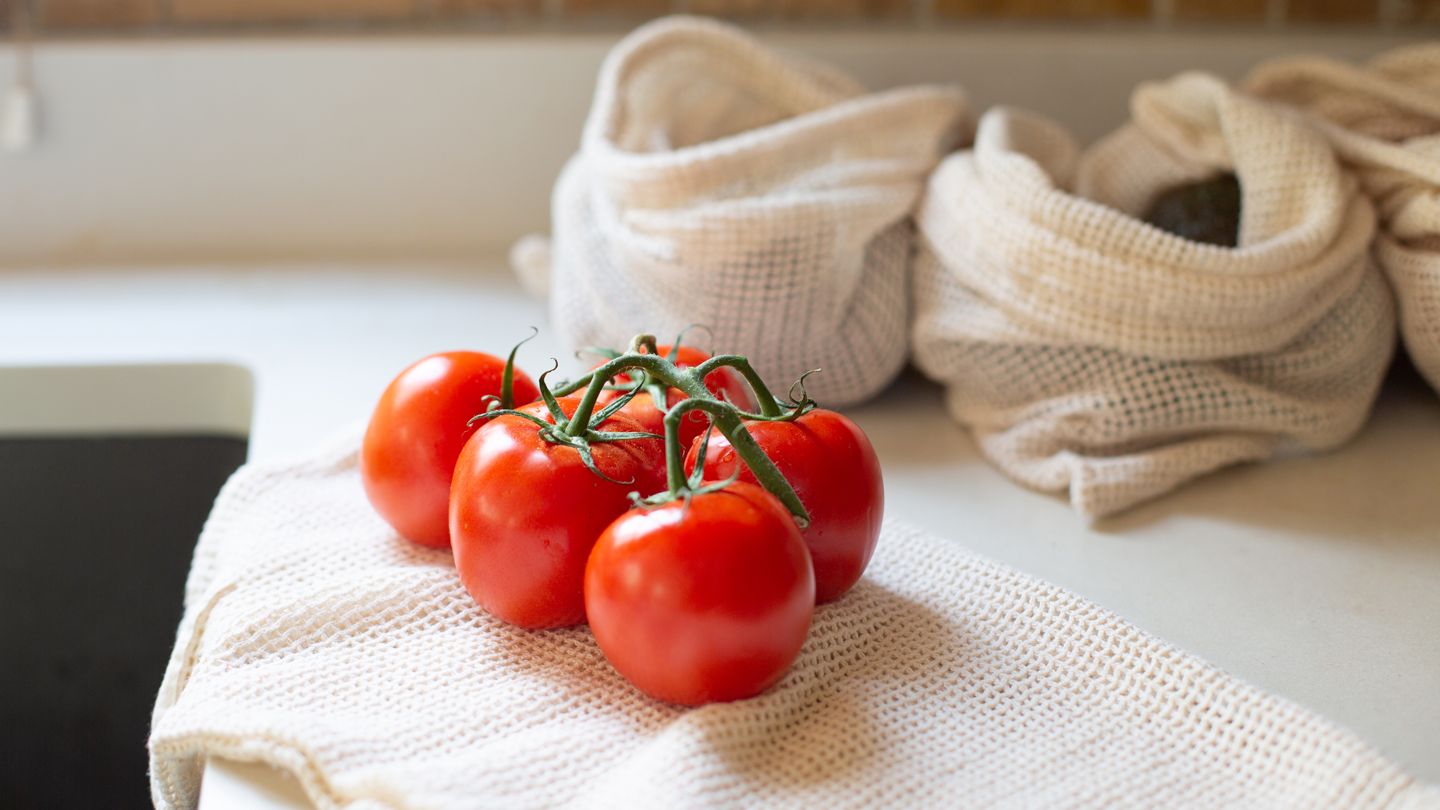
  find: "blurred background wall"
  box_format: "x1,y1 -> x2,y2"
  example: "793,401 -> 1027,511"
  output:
0,0 -> 1431,265
9,0 -> 1436,34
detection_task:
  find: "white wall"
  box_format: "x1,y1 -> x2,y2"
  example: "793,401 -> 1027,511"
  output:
0,29 -> 1424,265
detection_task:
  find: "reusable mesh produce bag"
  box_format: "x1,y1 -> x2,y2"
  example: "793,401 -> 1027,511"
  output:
911,73 -> 1395,519
1247,45 -> 1440,397
532,16 -> 967,406
148,434 -> 1439,809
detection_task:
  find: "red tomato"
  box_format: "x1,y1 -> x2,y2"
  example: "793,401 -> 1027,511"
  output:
450,397 -> 666,629
593,344 -> 756,449
585,481 -> 814,705
362,351 -> 539,549
686,409 -> 883,604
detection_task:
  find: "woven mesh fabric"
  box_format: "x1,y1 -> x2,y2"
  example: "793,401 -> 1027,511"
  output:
542,16 -> 967,407
1247,45 -> 1440,397
148,434 -> 1439,809
911,74 -> 1395,520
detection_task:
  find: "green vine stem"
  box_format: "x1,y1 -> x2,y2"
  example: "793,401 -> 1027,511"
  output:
561,347 -> 810,527
690,355 -> 784,418
553,348 -> 795,421
627,334 -> 660,355
660,398 -> 810,528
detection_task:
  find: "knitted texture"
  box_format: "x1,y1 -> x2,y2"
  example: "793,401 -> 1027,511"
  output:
148,435 -> 1439,809
536,16 -> 967,407
1247,45 -> 1440,397
911,74 -> 1395,520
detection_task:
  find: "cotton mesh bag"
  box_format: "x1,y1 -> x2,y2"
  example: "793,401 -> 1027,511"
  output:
911,73 -> 1395,519
536,16 -> 967,406
1247,45 -> 1440,397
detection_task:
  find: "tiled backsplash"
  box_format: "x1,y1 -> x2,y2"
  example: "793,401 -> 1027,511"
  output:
7,0 -> 1435,32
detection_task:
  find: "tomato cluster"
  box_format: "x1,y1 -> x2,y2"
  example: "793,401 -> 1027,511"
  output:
360,334 -> 884,705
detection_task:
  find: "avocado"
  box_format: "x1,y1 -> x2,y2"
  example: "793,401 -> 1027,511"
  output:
1142,173 -> 1241,247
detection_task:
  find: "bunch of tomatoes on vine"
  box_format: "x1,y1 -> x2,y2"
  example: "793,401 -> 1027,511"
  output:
360,330 -> 884,705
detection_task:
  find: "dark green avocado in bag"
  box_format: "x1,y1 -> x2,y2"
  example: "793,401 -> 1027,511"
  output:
1143,173 -> 1241,247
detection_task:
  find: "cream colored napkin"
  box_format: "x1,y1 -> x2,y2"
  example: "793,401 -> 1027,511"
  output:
149,436 -> 1436,809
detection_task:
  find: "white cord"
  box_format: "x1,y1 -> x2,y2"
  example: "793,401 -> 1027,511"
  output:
3,0 -> 38,153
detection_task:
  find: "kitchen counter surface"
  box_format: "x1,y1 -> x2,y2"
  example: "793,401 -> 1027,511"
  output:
4,262 -> 1437,803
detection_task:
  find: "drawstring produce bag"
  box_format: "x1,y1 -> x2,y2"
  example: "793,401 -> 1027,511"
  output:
524,16 -> 968,406
911,73 -> 1395,519
1247,45 -> 1440,397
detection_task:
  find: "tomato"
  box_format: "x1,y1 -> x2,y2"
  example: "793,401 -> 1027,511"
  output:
362,351 -> 539,549
686,409 -> 882,604
593,344 -> 756,450
450,397 -> 666,629
585,482 -> 814,705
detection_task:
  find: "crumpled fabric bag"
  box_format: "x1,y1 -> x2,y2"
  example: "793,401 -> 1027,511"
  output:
1247,44 -> 1440,397
525,16 -> 967,406
911,73 -> 1395,519
148,433 -> 1439,809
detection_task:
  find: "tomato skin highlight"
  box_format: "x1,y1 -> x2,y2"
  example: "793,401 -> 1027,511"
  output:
594,344 -> 756,451
449,398 -> 666,630
361,351 -> 540,549
686,409 -> 883,604
585,482 -> 815,706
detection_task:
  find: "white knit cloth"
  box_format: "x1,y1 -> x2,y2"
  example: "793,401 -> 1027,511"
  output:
148,435 -> 1439,809
1247,44 -> 1440,397
911,73 -> 1395,520
532,17 -> 967,406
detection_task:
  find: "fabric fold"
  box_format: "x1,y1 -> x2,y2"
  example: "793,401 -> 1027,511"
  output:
1247,44 -> 1440,397
912,74 -> 1394,519
544,16 -> 968,406
149,437 -> 1436,809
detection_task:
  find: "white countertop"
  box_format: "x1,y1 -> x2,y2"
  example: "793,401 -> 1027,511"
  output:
4,261 -> 1437,803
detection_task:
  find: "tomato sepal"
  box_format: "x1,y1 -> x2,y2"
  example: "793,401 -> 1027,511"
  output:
628,423 -> 741,510
478,366 -> 663,487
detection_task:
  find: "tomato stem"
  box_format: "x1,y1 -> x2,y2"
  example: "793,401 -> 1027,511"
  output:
661,399 -> 810,528
691,355 -> 785,418
547,335 -> 811,526
627,334 -> 660,355
565,353 -> 706,438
